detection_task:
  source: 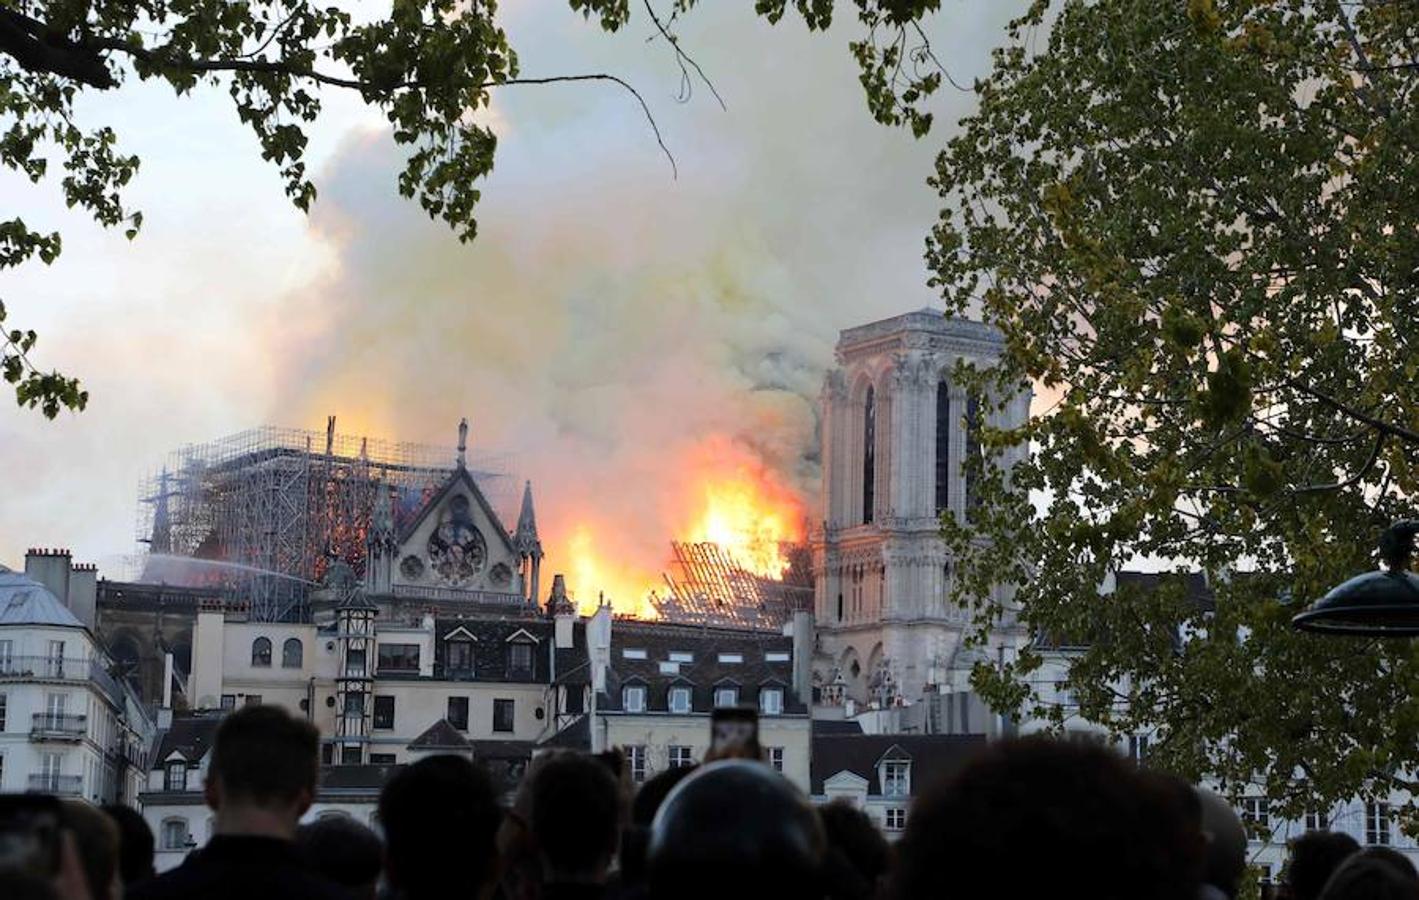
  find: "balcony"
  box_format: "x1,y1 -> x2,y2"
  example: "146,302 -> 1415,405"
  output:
0,656 -> 88,682
27,774 -> 83,796
390,583 -> 527,605
31,713 -> 87,741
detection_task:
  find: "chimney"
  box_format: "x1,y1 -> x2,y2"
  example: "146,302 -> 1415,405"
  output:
24,548 -> 71,607
67,563 -> 97,630
547,574 -> 576,649
790,608 -> 814,705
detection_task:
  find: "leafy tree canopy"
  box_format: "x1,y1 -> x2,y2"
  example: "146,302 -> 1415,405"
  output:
0,0 -> 944,417
935,0 -> 1419,826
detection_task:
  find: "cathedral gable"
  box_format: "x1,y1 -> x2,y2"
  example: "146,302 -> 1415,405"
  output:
391,469 -> 520,595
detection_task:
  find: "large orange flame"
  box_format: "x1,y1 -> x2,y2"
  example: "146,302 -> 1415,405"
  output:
551,436 -> 807,617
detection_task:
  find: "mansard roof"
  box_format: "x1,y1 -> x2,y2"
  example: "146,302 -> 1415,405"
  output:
152,713 -> 224,766
809,733 -> 985,796
0,566 -> 83,629
598,622 -> 806,714
428,617 -> 589,684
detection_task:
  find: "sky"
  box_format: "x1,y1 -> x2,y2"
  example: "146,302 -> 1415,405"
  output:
0,3 -> 1023,602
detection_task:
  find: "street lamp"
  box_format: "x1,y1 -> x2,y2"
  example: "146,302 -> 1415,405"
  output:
1292,520 -> 1419,636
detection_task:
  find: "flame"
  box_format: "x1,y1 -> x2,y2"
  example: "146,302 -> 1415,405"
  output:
553,436 -> 807,617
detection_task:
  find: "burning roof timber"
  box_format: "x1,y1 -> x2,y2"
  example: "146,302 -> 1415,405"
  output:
651,540 -> 812,632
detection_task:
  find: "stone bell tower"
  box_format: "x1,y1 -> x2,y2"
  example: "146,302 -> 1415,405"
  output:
810,309 -> 1029,706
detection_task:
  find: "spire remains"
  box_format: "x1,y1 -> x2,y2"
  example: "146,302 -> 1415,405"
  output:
456,417 -> 469,468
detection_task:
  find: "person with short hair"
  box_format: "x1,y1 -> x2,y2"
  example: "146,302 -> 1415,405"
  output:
101,804 -> 156,889
817,800 -> 889,900
60,801 -> 120,900
888,736 -> 1204,900
1320,852 -> 1419,900
129,705 -> 345,900
1280,831 -> 1360,900
379,754 -> 502,900
529,752 -> 621,899
295,816 -> 383,900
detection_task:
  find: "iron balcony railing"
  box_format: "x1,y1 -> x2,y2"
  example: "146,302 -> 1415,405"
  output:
0,655 -> 88,680
389,584 -> 527,605
31,713 -> 88,738
27,774 -> 83,795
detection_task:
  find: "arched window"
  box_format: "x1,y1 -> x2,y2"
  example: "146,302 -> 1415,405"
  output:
282,638 -> 303,668
965,393 -> 982,512
935,380 -> 950,513
161,818 -> 190,850
251,637 -> 272,667
862,385 -> 876,524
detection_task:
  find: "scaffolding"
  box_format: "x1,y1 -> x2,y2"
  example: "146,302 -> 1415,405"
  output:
651,541 -> 813,631
135,419 -> 511,622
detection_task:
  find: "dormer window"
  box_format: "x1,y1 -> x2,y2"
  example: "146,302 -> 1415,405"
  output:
669,685 -> 692,714
623,684 -> 647,713
669,651 -> 693,663
623,648 -> 647,660
448,640 -> 474,673
765,651 -> 790,663
881,759 -> 911,797
714,686 -> 739,708
717,653 -> 743,664
760,687 -> 784,716
164,760 -> 187,791
509,641 -> 534,675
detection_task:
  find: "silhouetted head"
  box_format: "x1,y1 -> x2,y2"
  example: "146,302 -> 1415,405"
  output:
60,800 -> 119,900
530,752 -> 622,883
1320,853 -> 1419,900
378,755 -> 502,900
1284,831 -> 1361,900
621,764 -> 697,888
295,815 -> 383,900
818,800 -> 890,900
889,736 -> 1203,900
1195,788 -> 1249,898
647,760 -> 824,900
206,704 -> 320,828
101,803 -> 155,887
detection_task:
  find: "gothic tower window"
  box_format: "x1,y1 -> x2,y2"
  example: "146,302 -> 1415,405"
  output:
965,393 -> 982,513
862,385 -> 876,524
935,380 -> 950,513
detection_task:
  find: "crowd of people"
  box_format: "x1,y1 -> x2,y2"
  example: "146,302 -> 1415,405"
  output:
2,704 -> 1416,899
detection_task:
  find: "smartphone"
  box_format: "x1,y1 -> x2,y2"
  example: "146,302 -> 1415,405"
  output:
709,706 -> 761,758
0,794 -> 62,879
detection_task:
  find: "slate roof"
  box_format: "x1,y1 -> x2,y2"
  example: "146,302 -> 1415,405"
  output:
152,713 -> 224,766
599,621 -> 806,714
424,617 -> 589,685
0,566 -> 83,628
539,714 -> 591,750
407,718 -> 472,750
811,719 -> 865,736
810,733 -> 985,796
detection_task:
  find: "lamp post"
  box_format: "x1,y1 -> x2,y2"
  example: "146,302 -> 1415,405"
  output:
1292,520 -> 1419,636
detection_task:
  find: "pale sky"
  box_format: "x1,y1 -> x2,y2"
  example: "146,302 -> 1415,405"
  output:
0,4 -> 1021,597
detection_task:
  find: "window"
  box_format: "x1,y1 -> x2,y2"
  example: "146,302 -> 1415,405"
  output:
1128,734 -> 1149,763
378,644 -> 420,673
884,807 -> 907,831
164,761 -> 187,791
448,696 -> 469,731
627,745 -> 648,783
759,688 -> 784,716
668,745 -> 694,768
862,385 -> 875,524
219,695 -> 235,712
623,685 -> 647,713
0,639 -> 11,673
493,699 -> 515,733
346,647 -> 367,677
622,649 -> 647,660
1367,802 -> 1392,846
161,818 -> 189,851
935,379 -> 950,512
658,662 -> 681,675
714,686 -> 739,708
343,693 -> 365,716
668,651 -> 694,663
767,747 -> 784,772
668,686 -> 692,714
965,393 -> 982,512
765,651 -> 790,663
1241,798 -> 1270,840
509,642 -> 535,676
282,638 -> 303,668
46,640 -> 64,677
244,695 -> 262,706
1305,809 -> 1330,832
373,695 -> 395,730
341,745 -> 363,765
718,653 -> 743,664
882,761 -> 910,797
250,637 -> 272,667
448,640 -> 475,672
0,693 -> 6,731
321,744 -> 334,765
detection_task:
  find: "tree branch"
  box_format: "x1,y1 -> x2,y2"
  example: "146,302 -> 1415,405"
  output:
0,9 -> 115,88
1285,377 -> 1419,446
